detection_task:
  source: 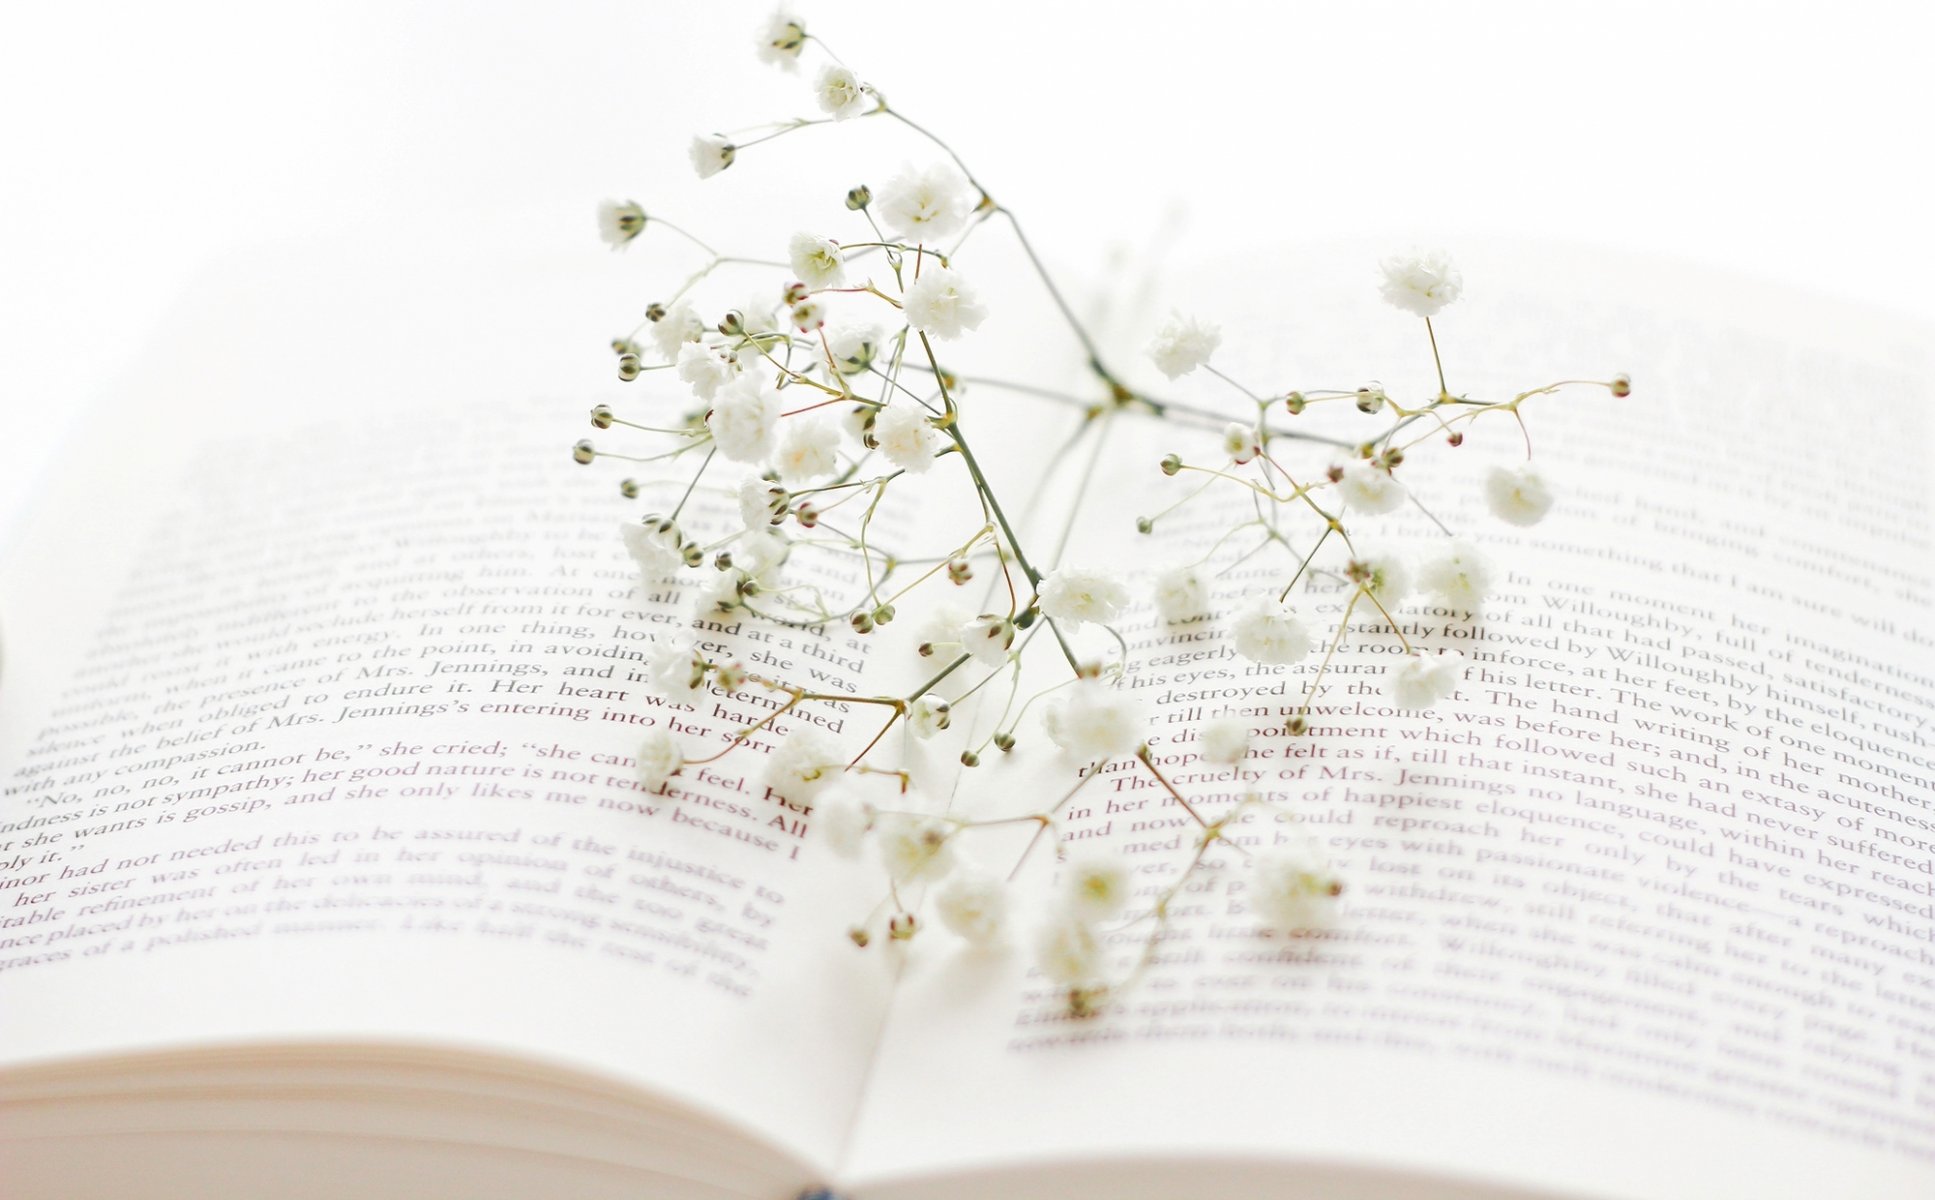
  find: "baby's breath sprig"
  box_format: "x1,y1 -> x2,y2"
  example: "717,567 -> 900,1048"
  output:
577,11 -> 1626,1018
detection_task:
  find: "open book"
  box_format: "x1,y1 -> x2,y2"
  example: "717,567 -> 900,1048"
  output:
3,232 -> 1932,1200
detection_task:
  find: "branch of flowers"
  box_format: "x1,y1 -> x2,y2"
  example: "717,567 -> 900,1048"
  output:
1425,317 -> 1452,401
667,447 -> 717,522
1134,746 -> 1213,832
1358,584 -> 1415,654
1005,769 -> 1101,882
1276,525 -> 1334,602
1205,363 -> 1266,404
1287,590 -> 1361,734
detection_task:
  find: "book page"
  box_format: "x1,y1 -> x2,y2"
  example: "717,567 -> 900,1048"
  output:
0,229 -> 955,1176
841,243 -> 1935,1199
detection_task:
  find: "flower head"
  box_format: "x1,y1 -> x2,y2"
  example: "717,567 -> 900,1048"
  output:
676,340 -> 736,401
1201,716 -> 1251,765
689,135 -> 736,179
649,301 -> 706,362
636,729 -> 684,791
1250,838 -> 1342,934
1152,564 -> 1211,624
645,633 -> 706,705
826,325 -> 880,376
772,416 -> 841,484
903,265 -> 987,340
598,200 -> 646,249
1335,461 -> 1407,515
621,517 -> 683,578
1484,463 -> 1554,527
764,728 -> 844,801
1035,912 -> 1104,987
1062,851 -> 1132,922
1230,594 -> 1312,666
1147,312 -> 1222,379
815,64 -> 869,119
1038,566 -> 1128,631
877,163 -> 975,242
755,11 -> 806,69
1390,649 -> 1466,708
960,613 -> 1015,667
1379,249 -> 1463,318
877,814 -> 956,884
737,476 -> 788,532
908,693 -> 952,739
788,231 -> 848,291
1043,679 -> 1145,762
873,403 -> 941,473
935,868 -> 1009,945
811,788 -> 872,858
1418,537 -> 1494,611
1351,551 -> 1411,613
1222,422 -> 1261,465
707,375 -> 782,463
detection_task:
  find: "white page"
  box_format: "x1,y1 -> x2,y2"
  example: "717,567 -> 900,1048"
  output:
0,224 -> 917,1176
841,242 -> 1935,1199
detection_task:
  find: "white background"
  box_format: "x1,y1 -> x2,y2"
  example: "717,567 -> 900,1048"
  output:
2,0 -> 1930,524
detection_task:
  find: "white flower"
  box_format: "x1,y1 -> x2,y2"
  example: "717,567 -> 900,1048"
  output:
1353,551 -> 1411,613
1038,566 -> 1128,631
1222,422 -> 1260,465
635,729 -> 683,791
1249,838 -> 1342,934
772,416 -> 840,483
1336,462 -> 1407,515
873,403 -> 940,473
1153,564 -> 1211,624
738,476 -> 787,531
676,340 -> 736,401
909,693 -> 952,739
649,301 -> 706,362
764,728 -> 843,801
754,11 -> 806,69
1147,312 -> 1222,379
707,375 -> 782,463
1063,852 -> 1132,922
877,814 -> 956,884
1230,594 -> 1312,666
1379,249 -> 1463,318
1043,680 -> 1145,762
1390,649 -> 1466,708
876,162 -> 975,242
902,266 -> 987,340
811,788 -> 872,858
826,325 -> 880,376
960,613 -> 1015,667
737,290 -> 781,337
1201,716 -> 1250,766
1485,463 -> 1554,527
935,868 -> 1008,945
1418,537 -> 1494,611
788,231 -> 848,291
733,528 -> 789,586
646,634 -> 705,704
689,134 -> 736,179
695,568 -> 748,618
814,64 -> 868,119
598,200 -> 646,249
1035,912 -> 1104,986
621,517 -> 683,579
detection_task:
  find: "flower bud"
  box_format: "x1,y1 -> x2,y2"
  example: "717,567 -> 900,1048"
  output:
681,543 -> 704,567
617,354 -> 642,382
946,557 -> 972,585
1160,453 -> 1182,476
795,501 -> 819,529
1135,517 -> 1153,534
1284,391 -> 1306,415
645,302 -> 667,322
590,404 -> 614,429
1355,386 -> 1386,414
611,337 -> 642,358
712,552 -> 734,571
873,604 -> 896,625
1447,431 -> 1464,447
959,750 -> 980,767
715,662 -> 747,691
851,611 -> 875,634
572,439 -> 596,465
845,184 -> 872,211
889,912 -> 919,941
848,926 -> 871,948
1285,714 -> 1309,736
620,478 -> 640,499
719,310 -> 746,337
782,281 -> 810,306
993,731 -> 1015,752
1612,373 -> 1632,398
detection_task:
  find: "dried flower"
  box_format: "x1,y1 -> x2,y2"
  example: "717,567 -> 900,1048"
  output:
598,200 -> 647,248
1390,649 -> 1466,708
1230,595 -> 1312,666
636,729 -> 684,791
876,162 -> 975,242
1484,463 -> 1554,527
902,265 -> 988,340
1379,249 -> 1463,318
1147,312 -> 1222,379
814,64 -> 869,119
689,135 -> 737,179
788,231 -> 848,291
1037,566 -> 1129,631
